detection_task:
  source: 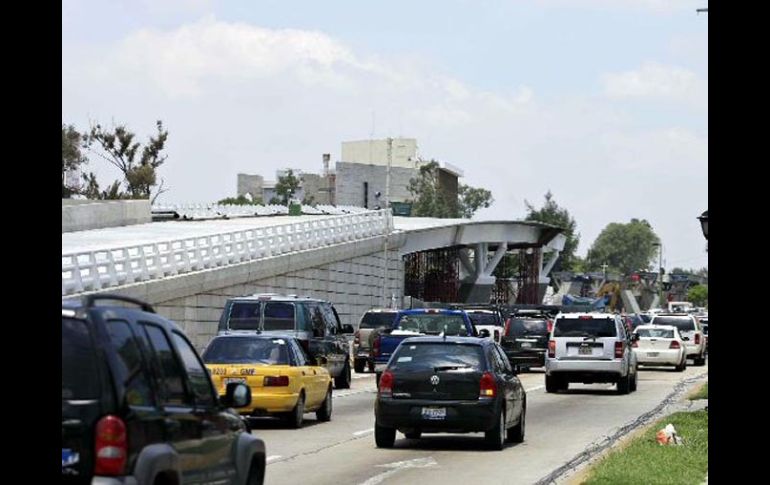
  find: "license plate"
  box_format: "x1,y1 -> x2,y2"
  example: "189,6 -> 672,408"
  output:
421,407 -> 446,420
224,377 -> 247,386
520,342 -> 532,348
579,346 -> 592,355
647,352 -> 659,357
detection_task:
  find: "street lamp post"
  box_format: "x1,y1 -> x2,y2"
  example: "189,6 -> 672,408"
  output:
698,211 -> 708,240
652,242 -> 663,308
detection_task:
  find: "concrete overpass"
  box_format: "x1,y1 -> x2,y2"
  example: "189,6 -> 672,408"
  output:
62,206 -> 564,349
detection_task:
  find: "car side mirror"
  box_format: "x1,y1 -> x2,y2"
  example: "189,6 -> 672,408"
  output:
682,336 -> 690,341
340,324 -> 355,334
479,329 -> 491,338
223,382 -> 252,408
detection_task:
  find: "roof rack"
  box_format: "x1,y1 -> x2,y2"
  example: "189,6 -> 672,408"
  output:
82,294 -> 155,313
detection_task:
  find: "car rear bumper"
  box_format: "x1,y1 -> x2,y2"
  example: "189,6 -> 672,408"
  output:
684,343 -> 705,358
634,349 -> 683,365
225,392 -> 300,414
504,349 -> 546,366
375,397 -> 500,432
546,359 -> 624,379
92,477 -> 138,485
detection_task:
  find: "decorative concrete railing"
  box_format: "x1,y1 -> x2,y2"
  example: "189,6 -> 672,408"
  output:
62,210 -> 392,296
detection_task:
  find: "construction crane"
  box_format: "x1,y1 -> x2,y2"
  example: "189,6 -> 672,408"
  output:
597,282 -> 622,312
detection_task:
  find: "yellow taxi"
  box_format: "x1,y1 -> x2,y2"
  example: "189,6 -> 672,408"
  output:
202,334 -> 333,428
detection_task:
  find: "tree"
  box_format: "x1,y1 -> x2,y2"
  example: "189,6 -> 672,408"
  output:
86,120 -> 169,202
62,125 -> 88,197
585,219 -> 660,275
408,160 -> 492,218
524,191 -> 580,271
274,169 -> 301,206
687,284 -> 708,307
217,195 -> 263,205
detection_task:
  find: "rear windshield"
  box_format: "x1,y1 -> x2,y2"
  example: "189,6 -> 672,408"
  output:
390,343 -> 484,371
228,302 -> 261,330
396,314 -> 469,336
360,312 -> 397,329
202,337 -> 290,365
263,302 -> 295,331
507,318 -> 548,336
62,318 -> 101,400
636,328 -> 675,338
467,313 -> 499,327
652,316 -> 696,331
554,317 -> 617,337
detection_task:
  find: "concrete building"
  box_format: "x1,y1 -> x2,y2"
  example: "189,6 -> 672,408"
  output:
340,138 -> 419,168
237,158 -> 335,205
237,174 -> 264,201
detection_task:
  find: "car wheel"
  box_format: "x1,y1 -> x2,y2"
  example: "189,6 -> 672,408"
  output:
335,361 -> 352,389
287,393 -> 305,428
617,374 -> 631,395
629,367 -> 638,392
368,361 -> 375,373
375,372 -> 381,388
675,357 -> 687,372
354,359 -> 365,374
375,422 -> 396,448
245,456 -> 265,485
507,400 -> 525,443
693,353 -> 706,366
484,408 -> 506,450
545,374 -> 560,393
404,431 -> 422,439
315,386 -> 333,422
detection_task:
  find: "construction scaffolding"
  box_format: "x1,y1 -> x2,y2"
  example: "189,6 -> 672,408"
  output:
403,247 -> 460,303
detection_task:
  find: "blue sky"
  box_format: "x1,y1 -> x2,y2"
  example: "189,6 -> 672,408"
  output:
62,0 -> 708,270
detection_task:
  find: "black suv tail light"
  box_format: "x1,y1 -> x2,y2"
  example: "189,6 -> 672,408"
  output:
94,415 -> 127,476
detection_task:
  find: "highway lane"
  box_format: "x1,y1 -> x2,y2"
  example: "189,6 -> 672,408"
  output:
254,365 -> 707,485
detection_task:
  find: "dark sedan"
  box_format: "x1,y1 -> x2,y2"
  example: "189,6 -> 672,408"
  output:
374,336 -> 526,450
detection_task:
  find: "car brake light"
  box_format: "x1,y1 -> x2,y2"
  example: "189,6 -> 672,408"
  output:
373,335 -> 381,358
503,318 -> 510,336
94,415 -> 127,476
669,341 -> 681,349
479,372 -> 497,398
547,320 -> 553,333
354,330 -> 360,345
614,341 -> 624,358
694,334 -> 701,345
579,315 -> 592,319
379,370 -> 393,397
264,376 -> 289,386
548,340 -> 556,358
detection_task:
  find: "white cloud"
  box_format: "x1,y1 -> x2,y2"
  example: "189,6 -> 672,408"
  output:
602,62 -> 707,108
534,0 -> 700,14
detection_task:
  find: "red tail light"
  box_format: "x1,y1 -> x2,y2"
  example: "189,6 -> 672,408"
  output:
548,340 -> 556,358
379,370 -> 393,397
547,320 -> 554,333
264,376 -> 289,386
503,318 -> 510,336
614,341 -> 624,358
94,415 -> 127,476
694,334 -> 701,345
373,335 -> 381,358
669,341 -> 681,349
479,371 -> 497,398
354,330 -> 360,345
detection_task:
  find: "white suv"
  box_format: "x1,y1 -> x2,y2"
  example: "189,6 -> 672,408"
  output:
545,312 -> 638,394
649,313 -> 706,366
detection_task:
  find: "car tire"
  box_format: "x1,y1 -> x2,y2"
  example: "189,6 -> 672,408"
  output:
675,357 -> 687,372
484,408 -> 506,450
354,359 -> 365,373
507,400 -> 525,443
287,393 -> 305,429
404,431 -> 422,439
629,367 -> 638,392
245,456 -> 266,485
693,353 -> 706,366
368,361 -> 375,373
335,361 -> 352,389
375,372 -> 381,388
545,374 -> 562,393
617,374 -> 631,395
375,422 -> 396,448
315,386 -> 333,422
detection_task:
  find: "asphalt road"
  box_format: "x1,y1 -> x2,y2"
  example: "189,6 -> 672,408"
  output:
252,363 -> 708,485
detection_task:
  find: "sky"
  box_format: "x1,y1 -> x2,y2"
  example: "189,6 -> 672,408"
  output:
62,0 -> 708,271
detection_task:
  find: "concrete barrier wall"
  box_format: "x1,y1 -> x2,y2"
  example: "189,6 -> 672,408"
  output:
62,199 -> 151,233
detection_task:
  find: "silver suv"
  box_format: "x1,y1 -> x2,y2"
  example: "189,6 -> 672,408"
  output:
649,313 -> 706,366
545,312 -> 638,394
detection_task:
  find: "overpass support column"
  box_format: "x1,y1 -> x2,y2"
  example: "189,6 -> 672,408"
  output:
459,242 -> 507,303
538,248 -> 561,302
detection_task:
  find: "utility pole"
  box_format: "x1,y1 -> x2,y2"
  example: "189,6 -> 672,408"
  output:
381,138 -> 393,307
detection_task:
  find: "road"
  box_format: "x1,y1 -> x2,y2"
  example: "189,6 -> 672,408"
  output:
252,364 -> 708,485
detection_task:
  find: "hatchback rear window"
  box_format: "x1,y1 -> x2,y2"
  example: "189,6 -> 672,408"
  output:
263,302 -> 295,331
553,317 -> 617,337
652,316 -> 695,332
636,328 -> 675,338
507,318 -> 548,336
62,318 -> 101,400
360,312 -> 397,329
228,302 -> 261,330
203,337 -> 290,365
390,343 -> 484,371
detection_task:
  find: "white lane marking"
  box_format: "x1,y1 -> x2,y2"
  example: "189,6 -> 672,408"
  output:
526,385 -> 545,392
266,455 -> 282,463
334,388 -> 377,398
352,374 -> 374,379
360,457 -> 438,485
353,427 -> 374,437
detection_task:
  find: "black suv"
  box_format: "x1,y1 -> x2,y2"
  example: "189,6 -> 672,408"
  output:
62,295 -> 266,485
217,294 -> 355,389
500,311 -> 552,369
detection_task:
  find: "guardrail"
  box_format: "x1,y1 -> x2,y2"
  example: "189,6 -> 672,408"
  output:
62,210 -> 392,296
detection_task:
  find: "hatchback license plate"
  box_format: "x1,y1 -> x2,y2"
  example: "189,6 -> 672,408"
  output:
647,352 -> 659,357
224,377 -> 247,386
520,342 -> 532,348
421,407 -> 446,420
579,346 -> 592,355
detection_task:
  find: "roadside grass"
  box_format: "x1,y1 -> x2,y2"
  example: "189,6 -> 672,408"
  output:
689,382 -> 708,400
581,410 -> 708,485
